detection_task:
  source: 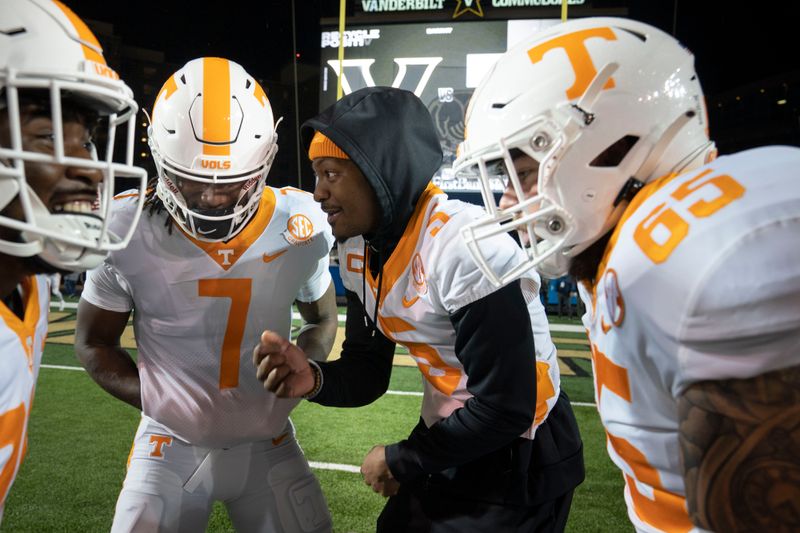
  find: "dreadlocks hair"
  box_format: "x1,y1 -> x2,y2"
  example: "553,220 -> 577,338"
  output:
143,177 -> 175,233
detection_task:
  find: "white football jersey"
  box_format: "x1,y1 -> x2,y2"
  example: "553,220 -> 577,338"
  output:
338,184 -> 559,439
580,146 -> 800,533
82,187 -> 334,449
0,275 -> 49,522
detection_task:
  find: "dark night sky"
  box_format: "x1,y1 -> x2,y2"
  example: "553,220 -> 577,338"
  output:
628,0 -> 800,96
67,0 -> 800,98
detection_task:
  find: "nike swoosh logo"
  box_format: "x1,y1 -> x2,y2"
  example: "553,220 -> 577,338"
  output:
262,250 -> 287,263
401,295 -> 419,308
271,432 -> 289,446
600,317 -> 611,334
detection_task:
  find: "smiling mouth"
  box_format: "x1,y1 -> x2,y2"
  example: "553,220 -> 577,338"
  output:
324,208 -> 341,224
52,200 -> 95,215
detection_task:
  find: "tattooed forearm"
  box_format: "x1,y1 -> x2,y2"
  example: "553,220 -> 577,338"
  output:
678,364 -> 800,532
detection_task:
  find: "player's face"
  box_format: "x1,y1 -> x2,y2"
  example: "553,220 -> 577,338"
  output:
312,157 -> 380,241
0,101 -> 102,234
173,176 -> 246,212
498,153 -> 540,246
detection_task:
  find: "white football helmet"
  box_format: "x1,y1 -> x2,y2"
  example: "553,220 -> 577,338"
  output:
455,17 -> 716,283
149,57 -> 278,242
0,0 -> 147,271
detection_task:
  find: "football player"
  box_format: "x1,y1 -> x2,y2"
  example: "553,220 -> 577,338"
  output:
254,87 -> 584,532
74,58 -> 336,532
455,17 -> 800,532
0,0 -> 146,523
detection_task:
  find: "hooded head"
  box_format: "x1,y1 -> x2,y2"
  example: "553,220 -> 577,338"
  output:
304,87 -> 442,247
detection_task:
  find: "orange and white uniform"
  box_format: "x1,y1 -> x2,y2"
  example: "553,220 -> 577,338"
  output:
0,275 -> 49,524
581,146 -> 800,533
82,187 -> 334,533
337,184 -> 560,436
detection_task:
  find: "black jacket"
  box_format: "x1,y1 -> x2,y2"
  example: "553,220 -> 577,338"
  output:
302,87 -> 583,506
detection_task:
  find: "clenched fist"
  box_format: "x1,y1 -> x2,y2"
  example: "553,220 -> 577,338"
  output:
253,330 -> 315,397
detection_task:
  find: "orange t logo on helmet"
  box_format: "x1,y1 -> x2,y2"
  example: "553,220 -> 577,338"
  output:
527,27 -> 618,99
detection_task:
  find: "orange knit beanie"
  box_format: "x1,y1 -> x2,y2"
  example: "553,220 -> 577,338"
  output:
308,131 -> 349,160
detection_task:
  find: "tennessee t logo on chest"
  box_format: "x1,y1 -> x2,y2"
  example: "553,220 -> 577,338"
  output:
217,249 -> 235,266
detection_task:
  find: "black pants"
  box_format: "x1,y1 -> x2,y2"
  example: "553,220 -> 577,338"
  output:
376,391 -> 583,532
377,484 -> 574,533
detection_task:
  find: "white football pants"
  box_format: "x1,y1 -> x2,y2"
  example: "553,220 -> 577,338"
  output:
111,416 -> 331,533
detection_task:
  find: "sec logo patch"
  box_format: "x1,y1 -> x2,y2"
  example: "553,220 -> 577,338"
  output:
601,268 -> 625,330
284,214 -> 314,245
411,253 -> 427,295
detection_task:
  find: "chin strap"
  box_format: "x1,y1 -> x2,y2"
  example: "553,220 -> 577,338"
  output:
612,178 -> 645,207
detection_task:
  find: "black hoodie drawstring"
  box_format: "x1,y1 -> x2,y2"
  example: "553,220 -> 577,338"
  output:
362,239 -> 384,338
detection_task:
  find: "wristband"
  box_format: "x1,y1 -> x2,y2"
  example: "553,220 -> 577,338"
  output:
303,359 -> 324,399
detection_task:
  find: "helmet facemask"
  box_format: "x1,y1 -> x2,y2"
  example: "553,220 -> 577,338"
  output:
0,77 -> 147,272
455,18 -> 716,285
153,140 -> 277,242
457,110 -> 581,283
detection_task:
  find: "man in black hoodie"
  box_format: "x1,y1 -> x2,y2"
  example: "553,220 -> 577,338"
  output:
253,87 -> 584,532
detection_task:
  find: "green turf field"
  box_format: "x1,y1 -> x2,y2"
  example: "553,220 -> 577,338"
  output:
1,306 -> 629,532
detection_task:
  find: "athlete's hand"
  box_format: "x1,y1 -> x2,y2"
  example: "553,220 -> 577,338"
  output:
253,330 -> 315,397
361,445 -> 400,497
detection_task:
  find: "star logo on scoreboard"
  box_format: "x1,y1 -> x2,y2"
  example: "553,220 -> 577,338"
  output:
453,0 -> 483,19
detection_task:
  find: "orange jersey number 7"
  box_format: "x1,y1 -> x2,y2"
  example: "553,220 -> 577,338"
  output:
198,279 -> 252,389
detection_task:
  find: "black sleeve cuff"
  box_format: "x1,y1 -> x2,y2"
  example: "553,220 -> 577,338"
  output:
385,439 -> 425,483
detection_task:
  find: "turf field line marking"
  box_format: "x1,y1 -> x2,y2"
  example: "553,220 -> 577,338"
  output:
42,364 -> 84,371
308,461 -> 361,473
297,312 -> 586,332
382,390 -> 600,408
48,304 -> 585,333
40,365 -> 598,407
548,324 -> 584,332
50,301 -> 78,309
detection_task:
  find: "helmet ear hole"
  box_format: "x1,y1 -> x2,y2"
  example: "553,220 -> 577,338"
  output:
590,135 -> 639,167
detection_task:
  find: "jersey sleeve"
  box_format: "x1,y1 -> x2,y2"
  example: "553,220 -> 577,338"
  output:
295,253 -> 332,303
429,210 -> 534,313
289,190 -> 335,303
335,240 -> 363,293
674,218 -> 800,394
81,261 -> 134,313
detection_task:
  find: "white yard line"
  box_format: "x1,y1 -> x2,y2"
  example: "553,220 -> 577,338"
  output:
287,311 -> 586,332
50,303 -> 585,333
549,323 -> 585,332
41,365 -> 597,408
40,364 -> 597,475
308,461 -> 361,473
51,301 -> 79,309
42,364 -> 84,371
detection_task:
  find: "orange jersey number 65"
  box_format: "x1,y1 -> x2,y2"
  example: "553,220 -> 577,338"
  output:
634,169 -> 745,263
